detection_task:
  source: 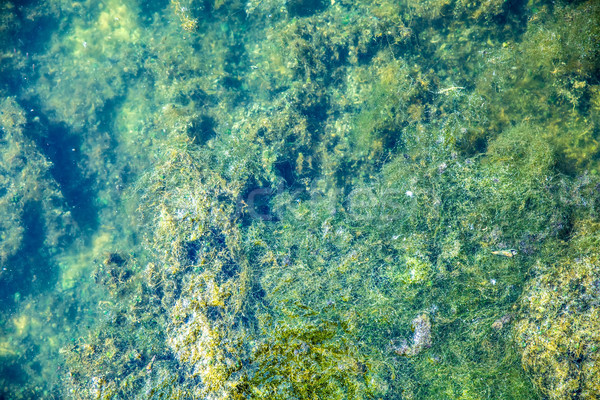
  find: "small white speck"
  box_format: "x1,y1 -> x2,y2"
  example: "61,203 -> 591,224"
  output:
490,279 -> 497,285
82,41 -> 87,48
405,190 -> 414,198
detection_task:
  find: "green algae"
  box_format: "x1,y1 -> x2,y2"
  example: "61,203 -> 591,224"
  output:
516,221 -> 600,400
1,0 -> 600,398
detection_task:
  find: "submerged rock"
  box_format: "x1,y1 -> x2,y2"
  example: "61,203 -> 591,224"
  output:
393,314 -> 432,357
515,224 -> 600,399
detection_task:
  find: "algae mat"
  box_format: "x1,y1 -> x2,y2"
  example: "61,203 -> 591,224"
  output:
0,0 -> 599,399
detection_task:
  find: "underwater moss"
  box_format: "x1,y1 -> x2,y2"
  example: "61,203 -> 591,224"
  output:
3,0 -> 600,398
32,0 -> 143,127
61,254 -> 190,400
515,222 -> 600,400
471,1 -> 600,174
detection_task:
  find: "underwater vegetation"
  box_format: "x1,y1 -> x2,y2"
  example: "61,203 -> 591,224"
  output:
516,222 -> 600,400
1,0 -> 600,399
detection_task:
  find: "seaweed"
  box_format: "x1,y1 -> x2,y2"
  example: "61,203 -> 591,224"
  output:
2,0 -> 600,398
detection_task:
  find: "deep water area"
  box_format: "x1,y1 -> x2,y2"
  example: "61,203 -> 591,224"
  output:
1,0 -> 600,399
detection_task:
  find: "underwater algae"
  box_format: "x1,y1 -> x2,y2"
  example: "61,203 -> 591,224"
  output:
1,0 -> 600,398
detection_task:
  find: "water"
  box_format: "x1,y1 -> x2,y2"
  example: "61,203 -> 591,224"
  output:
1,0 -> 599,398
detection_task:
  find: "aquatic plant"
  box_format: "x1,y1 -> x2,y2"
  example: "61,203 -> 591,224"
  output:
515,221 -> 600,400
2,0 -> 600,398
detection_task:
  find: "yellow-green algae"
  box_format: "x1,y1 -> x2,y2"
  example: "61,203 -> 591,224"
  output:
516,221 -> 600,400
0,0 -> 599,399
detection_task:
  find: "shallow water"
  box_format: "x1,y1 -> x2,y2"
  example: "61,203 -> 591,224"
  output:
1,0 -> 599,398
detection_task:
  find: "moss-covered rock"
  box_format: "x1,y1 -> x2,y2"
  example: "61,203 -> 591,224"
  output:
515,222 -> 600,400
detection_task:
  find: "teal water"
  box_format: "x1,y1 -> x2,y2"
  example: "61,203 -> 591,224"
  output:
1,0 -> 599,399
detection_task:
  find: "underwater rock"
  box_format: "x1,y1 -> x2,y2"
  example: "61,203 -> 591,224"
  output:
393,314 -> 432,357
515,228 -> 600,400
491,314 -> 512,330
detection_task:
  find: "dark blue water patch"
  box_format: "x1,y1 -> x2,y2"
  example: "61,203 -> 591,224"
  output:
21,106 -> 99,233
45,125 -> 98,231
137,0 -> 170,26
0,361 -> 28,399
188,115 -> 217,145
0,201 -> 59,307
496,0 -> 530,32
286,0 -> 327,17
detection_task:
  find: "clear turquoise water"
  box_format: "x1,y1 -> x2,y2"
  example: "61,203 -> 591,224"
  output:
1,0 -> 599,398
